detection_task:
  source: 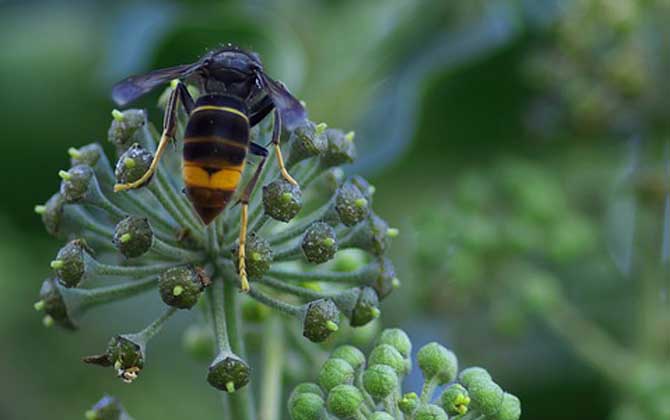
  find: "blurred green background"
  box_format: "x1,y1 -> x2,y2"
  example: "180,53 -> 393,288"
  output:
2,0 -> 669,419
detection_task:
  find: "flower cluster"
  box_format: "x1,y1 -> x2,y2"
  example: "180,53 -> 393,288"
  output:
33,84 -> 398,393
289,328 -> 521,420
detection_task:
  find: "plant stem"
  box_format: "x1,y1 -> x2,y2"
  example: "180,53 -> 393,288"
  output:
247,285 -> 303,316
259,316 -> 284,420
208,277 -> 230,352
133,306 -> 178,343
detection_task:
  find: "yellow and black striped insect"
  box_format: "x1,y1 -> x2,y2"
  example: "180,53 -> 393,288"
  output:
111,45 -> 306,292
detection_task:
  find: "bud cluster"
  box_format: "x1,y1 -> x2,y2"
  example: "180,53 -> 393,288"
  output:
33,85 -> 398,401
289,328 -> 521,420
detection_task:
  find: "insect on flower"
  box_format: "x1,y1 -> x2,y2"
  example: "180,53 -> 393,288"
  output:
111,45 -> 307,292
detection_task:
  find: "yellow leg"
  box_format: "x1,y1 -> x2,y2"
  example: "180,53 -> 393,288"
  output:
238,203 -> 250,292
274,143 -> 298,186
114,132 -> 170,192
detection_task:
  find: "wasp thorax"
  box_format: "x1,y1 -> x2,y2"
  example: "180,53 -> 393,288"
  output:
60,165 -> 94,203
262,179 -> 303,222
302,298 -> 341,342
302,222 -> 338,264
207,351 -> 251,392
113,216 -> 154,258
158,266 -> 209,309
114,144 -> 153,186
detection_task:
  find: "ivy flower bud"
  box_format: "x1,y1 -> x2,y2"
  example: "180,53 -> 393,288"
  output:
302,298 -> 341,342
52,239 -> 89,288
335,179 -> 370,227
341,213 -> 391,256
321,128 -> 356,168
318,358 -> 355,391
69,143 -> 102,167
369,412 -> 394,420
113,216 -> 153,258
39,193 -> 65,236
417,342 -> 458,385
263,179 -> 302,222
158,266 -> 209,309
363,364 -> 398,401
492,393 -> 521,420
290,383 -> 325,402
326,384 -> 363,418
466,378 -> 504,416
458,366 -> 492,387
115,144 -> 153,186
368,343 -> 406,375
350,175 -> 375,202
377,328 -> 412,359
207,351 -> 251,392
182,324 -> 215,362
108,109 -> 147,153
286,121 -> 328,168
234,233 -> 273,279
370,257 -> 398,299
350,286 -> 380,327
440,383 -> 471,416
83,335 -> 146,383
85,395 -> 132,420
330,345 -> 366,371
398,392 -> 419,415
302,222 -> 338,264
414,404 -> 449,420
37,278 -> 75,329
288,391 -> 325,420
59,165 -> 94,203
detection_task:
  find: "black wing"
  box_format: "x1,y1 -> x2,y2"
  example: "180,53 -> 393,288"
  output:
112,63 -> 201,106
256,72 -> 307,131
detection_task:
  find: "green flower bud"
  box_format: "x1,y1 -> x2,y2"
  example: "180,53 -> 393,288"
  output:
350,286 -> 380,327
302,222 -> 338,264
286,120 -> 328,168
417,342 -> 458,385
398,392 -> 419,415
241,297 -> 272,323
326,384 -> 363,418
440,383 -> 470,416
158,266 -> 209,309
363,364 -> 398,400
289,391 -> 325,420
182,324 -> 215,362
207,351 -> 251,392
335,179 -> 370,227
37,278 -> 76,329
369,412 -> 394,420
263,179 -> 302,222
377,328 -> 412,359
321,128 -> 356,168
414,404 -> 449,420
52,239 -> 89,288
490,393 -> 521,420
113,216 -> 153,258
330,345 -> 366,371
370,257 -> 397,299
458,366 -> 492,387
341,213 -> 390,257
234,233 -> 273,279
302,298 -> 341,342
39,193 -> 65,236
59,165 -> 94,203
83,335 -> 146,383
85,395 -> 132,420
114,144 -> 153,187
350,176 -> 375,202
466,378 -> 504,416
368,343 -> 406,375
290,383 -> 325,403
318,358 -> 355,391
108,109 -> 147,154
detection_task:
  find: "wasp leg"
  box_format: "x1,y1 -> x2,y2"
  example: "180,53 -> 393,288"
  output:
269,109 -> 298,185
237,146 -> 269,292
114,82 -> 194,192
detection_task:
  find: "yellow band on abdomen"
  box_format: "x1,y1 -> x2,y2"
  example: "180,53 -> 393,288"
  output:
183,163 -> 244,190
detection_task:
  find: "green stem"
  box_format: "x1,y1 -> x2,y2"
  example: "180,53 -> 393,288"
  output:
208,278 -> 230,352
151,237 -> 203,261
259,276 -> 332,300
133,306 -> 178,343
268,265 -> 371,284
259,316 -> 284,420
65,277 -> 158,316
247,285 -> 303,316
69,206 -> 114,237
272,242 -> 305,261
420,376 -> 438,404
268,201 -> 332,245
92,259 -> 182,278
156,167 -> 204,235
118,190 -> 179,236
149,181 -> 203,243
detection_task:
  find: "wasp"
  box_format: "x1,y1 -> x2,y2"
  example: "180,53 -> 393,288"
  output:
111,45 -> 307,292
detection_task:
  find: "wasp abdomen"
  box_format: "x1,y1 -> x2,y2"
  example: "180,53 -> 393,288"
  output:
183,95 -> 249,225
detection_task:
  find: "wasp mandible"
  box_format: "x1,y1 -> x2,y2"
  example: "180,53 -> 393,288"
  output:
111,45 -> 307,292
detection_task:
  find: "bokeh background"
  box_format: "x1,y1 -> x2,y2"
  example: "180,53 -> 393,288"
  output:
1,0 -> 669,419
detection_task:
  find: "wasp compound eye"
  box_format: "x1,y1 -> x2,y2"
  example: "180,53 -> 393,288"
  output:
113,216 -> 154,258
158,266 -> 209,309
207,351 -> 251,392
263,179 -> 302,222
115,144 -> 154,186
